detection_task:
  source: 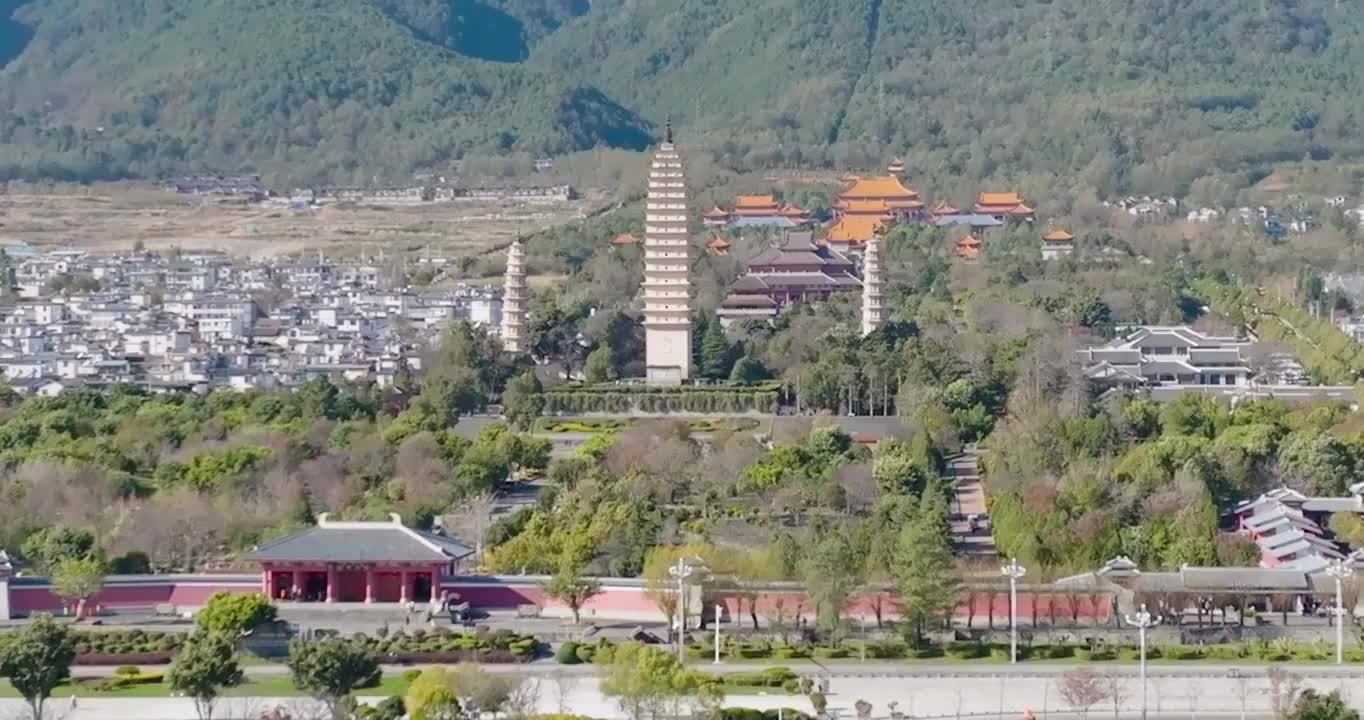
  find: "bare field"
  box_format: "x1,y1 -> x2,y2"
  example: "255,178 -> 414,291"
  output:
0,185 -> 604,259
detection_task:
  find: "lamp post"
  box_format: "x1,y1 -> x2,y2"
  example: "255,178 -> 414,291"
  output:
1326,559 -> 1354,665
714,604 -> 723,664
1123,603 -> 1160,720
1000,558 -> 1027,664
669,557 -> 697,663
860,615 -> 868,662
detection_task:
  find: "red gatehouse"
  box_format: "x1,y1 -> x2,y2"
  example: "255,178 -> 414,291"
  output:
247,513 -> 474,604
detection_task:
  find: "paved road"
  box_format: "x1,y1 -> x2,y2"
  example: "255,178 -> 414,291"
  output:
947,448 -> 997,559
13,668 -> 1353,720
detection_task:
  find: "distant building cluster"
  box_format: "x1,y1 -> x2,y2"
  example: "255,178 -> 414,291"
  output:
165,174 -> 576,208
0,245 -> 505,395
1232,487 -> 1364,570
1078,325 -> 1353,404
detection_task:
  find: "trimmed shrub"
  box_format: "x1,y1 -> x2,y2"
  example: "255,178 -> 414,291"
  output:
556,641 -> 582,665
1162,645 -> 1204,660
945,642 -> 986,660
75,651 -> 175,666
1204,645 -> 1244,661
88,671 -> 165,691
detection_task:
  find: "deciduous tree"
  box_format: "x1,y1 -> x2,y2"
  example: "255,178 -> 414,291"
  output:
0,614 -> 76,720
543,561 -> 602,625
195,592 -> 277,637
50,556 -> 105,620
168,631 -> 245,720
286,637 -> 380,720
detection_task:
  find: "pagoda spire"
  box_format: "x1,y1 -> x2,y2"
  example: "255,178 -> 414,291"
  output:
861,233 -> 883,337
643,122 -> 692,383
500,238 -> 528,353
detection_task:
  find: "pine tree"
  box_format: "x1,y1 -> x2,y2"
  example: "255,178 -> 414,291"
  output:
893,479 -> 958,647
700,318 -> 732,380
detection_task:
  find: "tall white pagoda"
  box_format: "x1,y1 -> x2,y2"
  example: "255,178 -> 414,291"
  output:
643,122 -> 693,384
500,238 -> 527,353
861,234 -> 883,337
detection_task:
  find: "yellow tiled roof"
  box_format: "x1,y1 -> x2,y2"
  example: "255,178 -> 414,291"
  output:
827,214 -> 885,244
1042,230 -> 1074,242
977,192 -> 1024,206
735,194 -> 778,208
840,176 -> 919,200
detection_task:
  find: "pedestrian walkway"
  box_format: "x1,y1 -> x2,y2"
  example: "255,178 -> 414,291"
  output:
945,446 -> 997,559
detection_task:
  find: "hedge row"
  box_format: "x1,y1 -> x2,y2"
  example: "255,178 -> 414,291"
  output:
75,651 -> 177,666
382,649 -> 529,664
547,382 -> 783,395
543,391 -> 779,415
356,628 -> 541,660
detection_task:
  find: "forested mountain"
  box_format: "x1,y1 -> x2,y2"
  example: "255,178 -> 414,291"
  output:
1,0 -> 1361,194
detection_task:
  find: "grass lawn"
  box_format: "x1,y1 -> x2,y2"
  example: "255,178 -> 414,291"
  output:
0,674 -> 413,699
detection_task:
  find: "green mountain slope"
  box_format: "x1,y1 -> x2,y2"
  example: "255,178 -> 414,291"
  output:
1,0 -> 1362,195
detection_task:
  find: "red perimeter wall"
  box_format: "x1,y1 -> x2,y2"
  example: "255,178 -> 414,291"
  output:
7,575 -> 1112,623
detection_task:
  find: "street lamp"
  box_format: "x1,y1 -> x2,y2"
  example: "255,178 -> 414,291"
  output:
1123,603 -> 1160,720
1000,558 -> 1026,664
669,557 -> 700,663
1325,559 -> 1354,665
714,604 -> 723,664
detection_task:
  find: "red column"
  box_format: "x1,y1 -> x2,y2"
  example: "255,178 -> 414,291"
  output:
364,568 -> 374,604
326,566 -> 336,603
399,570 -> 409,603
430,568 -> 439,602
262,567 -> 271,598
290,570 -> 301,600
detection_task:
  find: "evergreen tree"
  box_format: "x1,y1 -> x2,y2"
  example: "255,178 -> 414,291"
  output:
893,479 -> 958,646
700,316 -> 734,380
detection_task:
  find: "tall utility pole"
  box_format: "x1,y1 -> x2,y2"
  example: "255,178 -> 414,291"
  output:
1000,558 -> 1026,664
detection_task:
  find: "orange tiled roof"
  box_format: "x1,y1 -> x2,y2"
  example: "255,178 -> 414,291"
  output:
706,235 -> 731,254
827,214 -> 885,244
837,198 -> 892,215
778,203 -> 808,217
931,201 -> 960,215
609,233 -> 637,246
1008,203 -> 1035,216
840,175 -> 920,201
703,207 -> 730,218
735,194 -> 778,209
977,192 -> 1024,206
955,234 -> 982,259
1042,230 -> 1074,242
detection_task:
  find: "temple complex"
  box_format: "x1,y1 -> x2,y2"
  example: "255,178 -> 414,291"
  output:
861,234 -> 883,336
717,231 -> 860,326
643,123 -> 693,383
827,175 -> 923,250
703,195 -> 811,229
499,239 -> 527,353
973,192 -> 1035,222
248,514 -> 474,604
